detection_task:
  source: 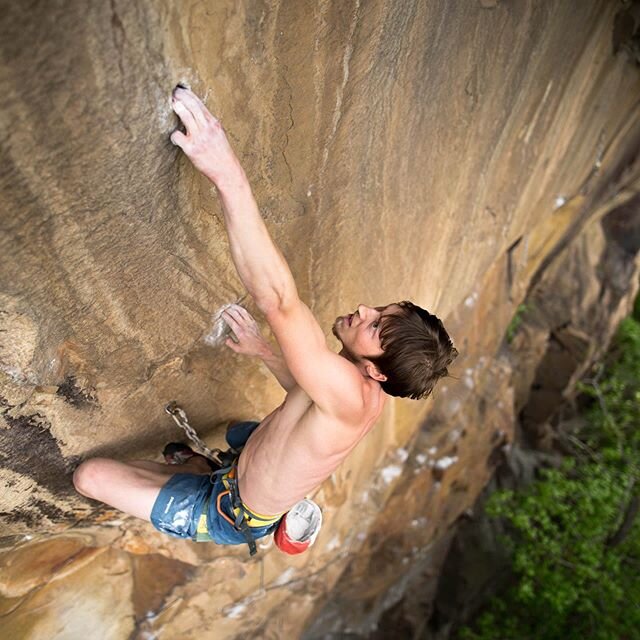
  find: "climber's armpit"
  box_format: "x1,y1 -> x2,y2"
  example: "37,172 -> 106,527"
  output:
264,298 -> 365,421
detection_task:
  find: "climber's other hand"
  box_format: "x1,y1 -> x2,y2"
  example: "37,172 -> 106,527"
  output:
222,304 -> 268,357
170,86 -> 243,186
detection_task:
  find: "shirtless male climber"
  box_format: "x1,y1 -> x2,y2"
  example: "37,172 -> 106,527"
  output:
72,85 -> 458,554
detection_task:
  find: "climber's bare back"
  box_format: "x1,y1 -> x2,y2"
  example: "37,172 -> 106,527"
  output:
238,379 -> 386,515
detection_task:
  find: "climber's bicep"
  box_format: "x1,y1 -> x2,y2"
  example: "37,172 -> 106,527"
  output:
264,299 -> 365,420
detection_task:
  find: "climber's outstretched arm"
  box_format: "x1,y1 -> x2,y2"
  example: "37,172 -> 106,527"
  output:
171,86 -> 366,421
170,86 -> 297,313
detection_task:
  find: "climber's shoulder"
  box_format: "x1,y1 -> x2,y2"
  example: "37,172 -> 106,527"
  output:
264,299 -> 369,421
294,374 -> 385,433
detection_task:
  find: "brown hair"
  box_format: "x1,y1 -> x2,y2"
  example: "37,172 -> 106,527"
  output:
367,301 -> 458,400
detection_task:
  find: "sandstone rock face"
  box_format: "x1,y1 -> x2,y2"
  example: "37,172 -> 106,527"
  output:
1,1 -> 639,638
320,191 -> 640,639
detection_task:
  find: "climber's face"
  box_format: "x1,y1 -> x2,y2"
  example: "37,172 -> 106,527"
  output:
332,303 -> 401,361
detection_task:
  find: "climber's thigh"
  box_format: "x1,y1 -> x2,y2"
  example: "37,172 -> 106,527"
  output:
73,458 -> 169,522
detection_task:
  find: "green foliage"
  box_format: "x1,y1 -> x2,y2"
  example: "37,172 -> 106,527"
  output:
506,303 -> 530,344
459,294 -> 640,640
576,314 -> 640,454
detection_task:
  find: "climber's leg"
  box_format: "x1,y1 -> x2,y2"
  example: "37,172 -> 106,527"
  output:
127,457 -> 212,474
72,457 -> 200,521
126,459 -> 175,473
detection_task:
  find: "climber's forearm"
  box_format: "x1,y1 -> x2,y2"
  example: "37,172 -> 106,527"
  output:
169,86 -> 298,312
215,172 -> 298,313
258,342 -> 297,392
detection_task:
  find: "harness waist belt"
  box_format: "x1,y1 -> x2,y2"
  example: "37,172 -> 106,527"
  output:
221,466 -> 284,528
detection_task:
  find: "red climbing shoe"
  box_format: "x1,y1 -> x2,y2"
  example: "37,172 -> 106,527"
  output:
274,499 -> 322,555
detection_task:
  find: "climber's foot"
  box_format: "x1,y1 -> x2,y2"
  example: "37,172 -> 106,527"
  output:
162,443 -> 215,472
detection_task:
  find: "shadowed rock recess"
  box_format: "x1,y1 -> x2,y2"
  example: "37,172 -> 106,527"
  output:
1,1 -> 639,638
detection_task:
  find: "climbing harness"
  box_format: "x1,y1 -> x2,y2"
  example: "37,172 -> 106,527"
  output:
214,462 -> 282,555
164,401 -> 270,555
164,401 -> 322,555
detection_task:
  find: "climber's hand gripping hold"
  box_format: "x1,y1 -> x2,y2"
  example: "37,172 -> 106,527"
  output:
222,304 -> 269,358
170,86 -> 242,187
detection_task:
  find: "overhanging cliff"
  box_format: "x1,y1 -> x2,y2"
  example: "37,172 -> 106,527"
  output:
1,1 -> 639,638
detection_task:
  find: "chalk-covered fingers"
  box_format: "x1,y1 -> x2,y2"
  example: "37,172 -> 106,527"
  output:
171,97 -> 197,133
170,129 -> 188,149
169,85 -> 240,184
222,305 -> 266,357
172,86 -> 210,129
170,86 -> 211,152
229,304 -> 259,329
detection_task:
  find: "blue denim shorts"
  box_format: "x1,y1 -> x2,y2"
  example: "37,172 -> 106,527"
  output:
225,419 -> 262,450
150,472 -> 211,539
150,420 -> 280,544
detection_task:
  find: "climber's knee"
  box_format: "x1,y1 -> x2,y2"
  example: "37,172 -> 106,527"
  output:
73,458 -> 113,498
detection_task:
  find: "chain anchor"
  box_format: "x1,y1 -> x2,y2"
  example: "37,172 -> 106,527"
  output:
164,401 -> 224,466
